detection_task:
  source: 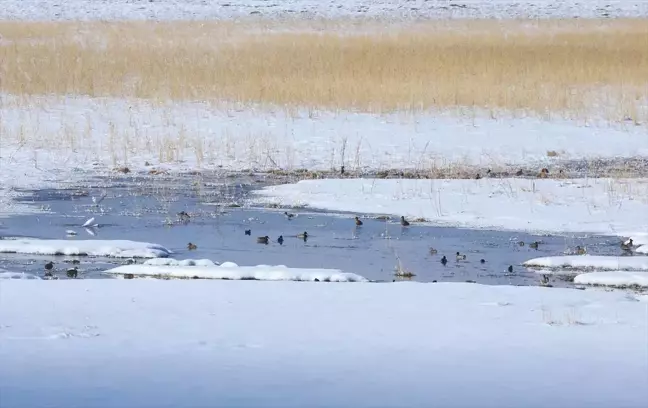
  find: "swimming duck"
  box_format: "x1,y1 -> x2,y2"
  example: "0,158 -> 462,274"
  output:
518,241 -> 525,247
515,169 -> 523,176
400,216 -> 410,227
278,235 -> 284,245
621,238 -> 633,251
507,265 -> 513,273
529,241 -> 539,249
187,242 -> 197,250
244,229 -> 251,236
355,216 -> 363,226
441,256 -> 448,266
45,261 -> 54,271
575,245 -> 586,255
456,252 -> 466,261
284,211 -> 295,220
297,231 -> 308,241
178,211 -> 190,222
480,259 -> 486,264
257,236 -> 269,244
66,267 -> 78,279
429,247 -> 438,255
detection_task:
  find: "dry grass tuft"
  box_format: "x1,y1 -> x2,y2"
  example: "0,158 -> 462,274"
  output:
1,19 -> 647,120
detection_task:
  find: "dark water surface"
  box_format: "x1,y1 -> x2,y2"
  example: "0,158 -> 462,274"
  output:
0,175 -> 628,286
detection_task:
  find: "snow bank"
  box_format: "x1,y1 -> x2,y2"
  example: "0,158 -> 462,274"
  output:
2,0 -> 647,20
0,269 -> 41,280
0,238 -> 171,258
574,272 -> 648,287
105,263 -> 368,282
523,256 -> 648,271
637,245 -> 648,254
143,258 -> 218,267
0,280 -> 646,408
254,178 -> 648,237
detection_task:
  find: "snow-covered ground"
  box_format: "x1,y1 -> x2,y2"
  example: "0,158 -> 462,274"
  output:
1,279 -> 647,408
0,269 -> 41,280
2,95 -> 647,216
523,255 -> 648,271
574,271 -> 648,287
1,0 -> 647,20
106,261 -> 368,282
0,238 -> 171,258
254,178 -> 648,238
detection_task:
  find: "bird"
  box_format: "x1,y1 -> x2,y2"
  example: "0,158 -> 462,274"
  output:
82,217 -> 98,228
284,211 -> 295,220
187,242 -> 197,250
44,261 -> 54,270
480,259 -> 486,264
429,247 -> 438,255
278,235 -> 284,245
540,274 -> 550,286
355,216 -> 363,226
297,231 -> 308,241
178,211 -> 190,222
507,265 -> 513,273
575,245 -> 586,255
621,239 -> 634,251
515,169 -> 523,176
400,216 -> 410,226
475,173 -> 481,180
441,256 -> 448,266
66,267 -> 78,279
529,241 -> 539,249
257,236 -> 269,244
340,166 -> 345,175
518,241 -> 525,247
456,252 -> 466,261
244,229 -> 251,236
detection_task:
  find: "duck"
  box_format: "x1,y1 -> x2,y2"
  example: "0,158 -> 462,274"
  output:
284,211 -> 295,220
66,267 -> 78,279
278,235 -> 284,245
429,247 -> 438,255
178,211 -> 190,222
529,241 -> 539,249
355,216 -> 363,226
244,229 -> 251,236
480,259 -> 486,264
540,274 -> 550,286
44,261 -> 54,271
400,216 -> 410,226
456,252 -> 466,261
187,242 -> 197,250
257,236 -> 269,244
575,245 -> 586,255
621,238 -> 633,251
441,256 -> 448,266
518,241 -> 525,247
515,169 -> 523,176
507,265 -> 513,273
297,231 -> 308,241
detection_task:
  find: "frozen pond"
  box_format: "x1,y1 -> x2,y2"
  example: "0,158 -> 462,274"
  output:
0,174 -> 632,286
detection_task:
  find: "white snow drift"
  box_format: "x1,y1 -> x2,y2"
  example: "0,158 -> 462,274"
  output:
0,269 -> 41,280
106,262 -> 368,282
254,178 -> 648,239
0,238 -> 171,258
574,272 -> 648,287
0,280 -> 646,408
523,255 -> 648,271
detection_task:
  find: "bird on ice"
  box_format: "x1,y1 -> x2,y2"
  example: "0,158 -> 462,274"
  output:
82,217 -> 99,228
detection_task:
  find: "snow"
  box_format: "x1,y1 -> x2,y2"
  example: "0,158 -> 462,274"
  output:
143,258 -> 219,267
105,263 -> 368,282
1,0 -> 647,20
2,95 -> 647,217
0,238 -> 171,258
523,255 -> 648,271
254,178 -> 648,239
0,269 -> 41,280
638,245 -> 648,254
1,280 -> 646,408
574,271 -> 648,287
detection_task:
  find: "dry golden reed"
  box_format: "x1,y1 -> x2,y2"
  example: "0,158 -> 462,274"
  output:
1,19 -> 647,119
